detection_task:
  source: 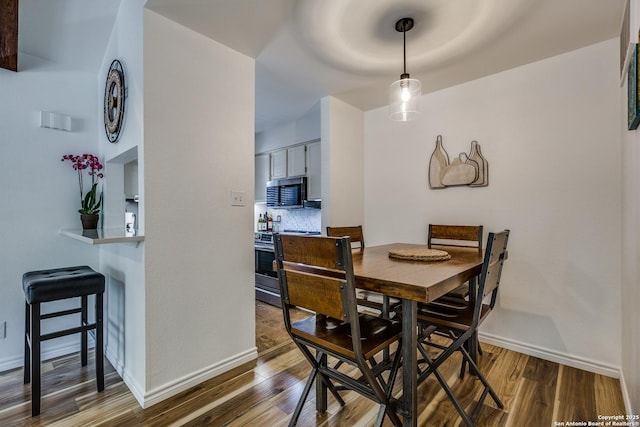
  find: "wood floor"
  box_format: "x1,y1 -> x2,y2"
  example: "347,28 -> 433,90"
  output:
0,301 -> 626,426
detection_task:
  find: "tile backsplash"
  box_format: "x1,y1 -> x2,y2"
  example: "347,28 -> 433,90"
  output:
254,205 -> 321,233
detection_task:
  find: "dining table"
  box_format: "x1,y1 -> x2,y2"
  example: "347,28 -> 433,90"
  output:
318,242 -> 484,427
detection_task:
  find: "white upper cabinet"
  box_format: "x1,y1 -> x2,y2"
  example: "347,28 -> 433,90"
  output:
306,141 -> 321,200
258,139 -> 321,200
255,153 -> 270,202
287,145 -> 307,177
270,149 -> 287,179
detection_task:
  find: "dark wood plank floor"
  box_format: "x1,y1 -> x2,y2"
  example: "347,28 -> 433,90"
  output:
0,301 -> 626,426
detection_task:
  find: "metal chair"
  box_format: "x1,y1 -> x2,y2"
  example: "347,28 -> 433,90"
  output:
422,224 -> 486,373
326,225 -> 397,318
274,233 -> 403,427
413,230 -> 509,427
326,225 -> 365,251
427,224 -> 483,302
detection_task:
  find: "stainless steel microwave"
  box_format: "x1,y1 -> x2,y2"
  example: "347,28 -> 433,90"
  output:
266,177 -> 307,208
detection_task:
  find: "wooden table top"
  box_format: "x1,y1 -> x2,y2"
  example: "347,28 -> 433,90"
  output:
351,243 -> 484,304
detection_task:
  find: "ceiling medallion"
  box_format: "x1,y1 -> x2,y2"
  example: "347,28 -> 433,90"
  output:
104,59 -> 126,143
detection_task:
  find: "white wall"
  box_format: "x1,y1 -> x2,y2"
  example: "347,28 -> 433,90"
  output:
621,0 -> 640,414
98,0 -> 147,402
143,10 -> 256,406
365,39 -> 621,376
621,83 -> 640,415
255,101 -> 320,154
321,96 -> 365,230
0,55 -> 100,370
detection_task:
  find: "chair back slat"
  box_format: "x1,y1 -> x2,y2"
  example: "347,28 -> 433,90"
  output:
428,224 -> 483,249
284,270 -> 346,320
326,225 -> 365,251
280,234 -> 345,269
275,234 -> 357,324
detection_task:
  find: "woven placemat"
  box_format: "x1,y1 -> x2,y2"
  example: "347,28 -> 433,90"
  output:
388,247 -> 451,262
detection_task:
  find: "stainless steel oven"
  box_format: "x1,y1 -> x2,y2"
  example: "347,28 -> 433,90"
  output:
254,232 -> 281,307
255,245 -> 276,277
254,230 -> 322,307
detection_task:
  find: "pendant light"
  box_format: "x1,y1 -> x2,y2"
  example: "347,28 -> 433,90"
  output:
389,17 -> 421,121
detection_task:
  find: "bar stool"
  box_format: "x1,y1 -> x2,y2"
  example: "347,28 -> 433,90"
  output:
22,265 -> 105,416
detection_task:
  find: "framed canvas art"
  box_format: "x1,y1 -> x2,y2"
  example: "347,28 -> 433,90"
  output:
621,0 -> 634,84
629,44 -> 640,130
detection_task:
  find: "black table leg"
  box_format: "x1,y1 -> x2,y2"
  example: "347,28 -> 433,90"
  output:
401,299 -> 417,427
316,351 -> 327,412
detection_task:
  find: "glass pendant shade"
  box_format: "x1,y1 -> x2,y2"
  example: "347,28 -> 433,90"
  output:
389,76 -> 421,121
389,17 -> 421,121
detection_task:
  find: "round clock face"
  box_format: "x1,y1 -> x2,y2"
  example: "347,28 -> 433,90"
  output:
104,59 -> 126,143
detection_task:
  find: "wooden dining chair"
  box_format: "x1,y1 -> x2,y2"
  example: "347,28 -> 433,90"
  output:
428,224 -> 483,250
326,225 -> 396,317
425,224 -> 483,307
413,230 -> 509,427
274,233 -> 403,427
427,224 -> 484,292
326,225 -> 365,251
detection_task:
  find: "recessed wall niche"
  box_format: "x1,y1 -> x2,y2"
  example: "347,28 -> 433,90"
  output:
105,146 -> 140,232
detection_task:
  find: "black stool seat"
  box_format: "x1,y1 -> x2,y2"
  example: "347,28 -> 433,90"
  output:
22,265 -> 105,416
23,266 -> 105,304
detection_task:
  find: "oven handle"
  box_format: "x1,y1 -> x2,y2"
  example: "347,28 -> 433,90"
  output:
255,245 -> 275,253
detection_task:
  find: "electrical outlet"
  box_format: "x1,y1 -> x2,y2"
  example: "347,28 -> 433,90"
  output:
0,321 -> 6,340
230,190 -> 246,207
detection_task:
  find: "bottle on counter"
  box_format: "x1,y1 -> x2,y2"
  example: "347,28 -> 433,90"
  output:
267,214 -> 273,231
258,214 -> 264,231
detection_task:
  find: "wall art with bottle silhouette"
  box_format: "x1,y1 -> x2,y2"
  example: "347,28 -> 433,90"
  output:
428,135 -> 488,189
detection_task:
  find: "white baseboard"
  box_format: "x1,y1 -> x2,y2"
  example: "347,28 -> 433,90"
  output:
618,369 -> 634,415
4,342 -> 258,412
136,347 -> 258,409
104,345 -> 146,407
478,331 -> 620,378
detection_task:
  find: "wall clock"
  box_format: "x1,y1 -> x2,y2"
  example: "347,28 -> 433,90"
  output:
104,59 -> 126,143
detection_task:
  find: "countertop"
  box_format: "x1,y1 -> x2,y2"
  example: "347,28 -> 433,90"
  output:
59,228 -> 144,245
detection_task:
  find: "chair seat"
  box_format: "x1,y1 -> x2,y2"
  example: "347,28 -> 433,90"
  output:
291,313 -> 402,360
23,266 -> 105,304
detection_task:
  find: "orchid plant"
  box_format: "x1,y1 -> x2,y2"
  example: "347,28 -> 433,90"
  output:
61,154 -> 105,215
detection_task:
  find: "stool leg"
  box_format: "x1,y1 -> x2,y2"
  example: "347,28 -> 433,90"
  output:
81,295 -> 88,366
96,293 -> 104,392
31,302 -> 41,417
24,301 -> 30,384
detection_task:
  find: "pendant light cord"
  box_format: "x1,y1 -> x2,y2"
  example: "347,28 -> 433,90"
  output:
403,27 -> 407,75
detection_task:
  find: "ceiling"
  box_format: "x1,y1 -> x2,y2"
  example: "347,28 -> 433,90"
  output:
19,0 -> 626,133
18,0 -> 122,73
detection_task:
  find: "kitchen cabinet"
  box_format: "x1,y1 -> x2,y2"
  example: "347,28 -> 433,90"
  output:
306,140 -> 321,200
270,149 -> 287,179
287,145 -> 307,177
255,153 -> 270,202
271,145 -> 306,179
258,139 -> 321,200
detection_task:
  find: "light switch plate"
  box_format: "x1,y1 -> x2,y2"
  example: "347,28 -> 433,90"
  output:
230,191 -> 246,206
